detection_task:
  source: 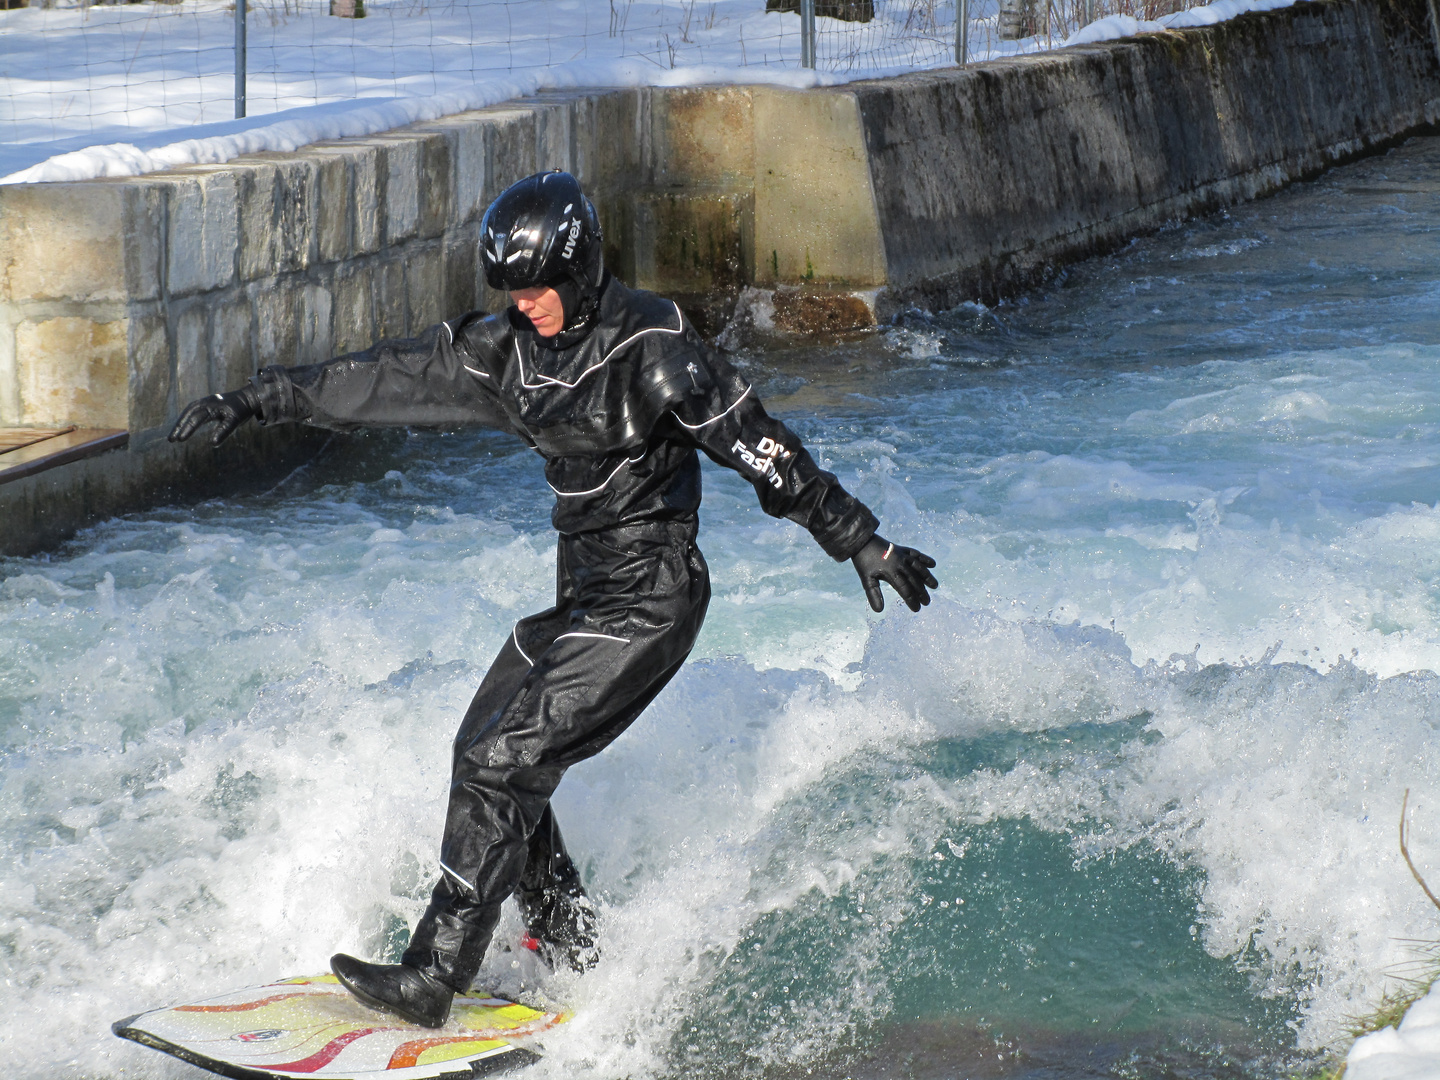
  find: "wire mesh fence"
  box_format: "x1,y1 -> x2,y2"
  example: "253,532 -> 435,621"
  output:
1,0 -> 1191,162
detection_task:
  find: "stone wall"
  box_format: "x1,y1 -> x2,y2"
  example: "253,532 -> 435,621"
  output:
854,0 -> 1440,309
1,0 -> 1437,554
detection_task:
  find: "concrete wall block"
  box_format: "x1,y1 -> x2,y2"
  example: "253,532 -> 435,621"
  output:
375,256 -> 407,340
415,133 -> 454,239
405,241 -> 445,331
752,88 -> 885,287
128,307 -> 170,434
651,86 -> 755,189
174,300 -> 211,406
235,162 -> 281,282
555,88 -> 633,176
253,285 -> 299,368
598,195 -> 637,290
451,120 -> 489,225
274,156 -> 321,273
481,109 -> 539,201
349,144 -> 383,255
635,191 -> 750,296
531,100 -> 574,174
332,262 -> 374,355
236,155 -> 320,279
297,281 -> 334,365
121,181 -> 166,302
167,170 -> 238,296
850,0 -> 1440,304
0,183 -> 127,304
377,137 -> 422,245
18,315 -> 130,428
414,117 -> 487,226
313,150 -> 352,262
565,94 -> 598,186
310,140 -> 382,255
478,279 -> 507,316
0,314 -> 17,425
443,224 -> 482,318
211,294 -> 254,391
580,89 -> 643,191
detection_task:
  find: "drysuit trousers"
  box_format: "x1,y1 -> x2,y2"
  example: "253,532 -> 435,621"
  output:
402,520 -> 710,989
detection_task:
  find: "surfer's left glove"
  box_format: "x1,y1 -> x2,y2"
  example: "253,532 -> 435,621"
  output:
168,385 -> 262,448
852,535 -> 940,613
331,954 -> 455,1028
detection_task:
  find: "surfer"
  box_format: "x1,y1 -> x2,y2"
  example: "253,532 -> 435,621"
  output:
169,170 -> 939,1028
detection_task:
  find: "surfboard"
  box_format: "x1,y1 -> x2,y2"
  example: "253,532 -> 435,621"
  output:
113,973 -> 568,1079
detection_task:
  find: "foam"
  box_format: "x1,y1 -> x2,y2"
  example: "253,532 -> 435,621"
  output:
3,501 -> 1439,1075
2,159 -> 1439,1073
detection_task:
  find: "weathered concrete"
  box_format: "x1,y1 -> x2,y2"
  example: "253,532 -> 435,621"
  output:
853,0 -> 1440,310
0,0 -> 1437,554
753,87 -> 887,289
624,0 -> 1440,317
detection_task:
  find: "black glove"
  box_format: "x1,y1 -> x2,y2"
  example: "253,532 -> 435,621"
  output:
168,385 -> 261,447
851,535 -> 939,613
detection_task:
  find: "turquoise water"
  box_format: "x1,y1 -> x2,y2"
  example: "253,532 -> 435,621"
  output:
4,136 -> 1440,1079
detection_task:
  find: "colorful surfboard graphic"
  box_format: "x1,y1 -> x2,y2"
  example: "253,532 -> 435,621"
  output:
114,974 -> 567,1080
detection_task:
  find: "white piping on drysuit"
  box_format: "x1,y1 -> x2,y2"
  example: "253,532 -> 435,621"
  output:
446,321 -> 493,380
556,630 -> 631,644
518,302 -> 684,390
673,384 -> 752,430
547,454 -> 644,497
512,626 -> 533,665
440,860 -> 473,893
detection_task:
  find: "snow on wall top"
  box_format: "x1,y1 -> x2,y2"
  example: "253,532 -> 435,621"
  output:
0,0 -> 1302,186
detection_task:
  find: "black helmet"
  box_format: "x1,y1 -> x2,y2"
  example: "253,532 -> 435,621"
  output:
480,171 -> 603,295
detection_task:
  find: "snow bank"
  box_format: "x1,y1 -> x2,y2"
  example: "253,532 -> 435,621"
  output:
1,0 -> 1311,186
1064,0 -> 1299,45
1346,983 -> 1440,1080
0,61 -> 838,185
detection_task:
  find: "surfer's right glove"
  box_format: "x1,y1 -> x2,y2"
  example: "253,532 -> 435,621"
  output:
851,535 -> 939,613
168,385 -> 262,448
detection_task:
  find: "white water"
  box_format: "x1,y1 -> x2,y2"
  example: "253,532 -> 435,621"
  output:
3,137 -> 1440,1079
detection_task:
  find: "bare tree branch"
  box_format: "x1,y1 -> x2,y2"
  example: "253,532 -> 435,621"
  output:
1400,788 -> 1440,915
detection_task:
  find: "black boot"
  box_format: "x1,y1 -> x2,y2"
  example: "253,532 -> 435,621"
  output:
514,805 -> 600,974
516,873 -> 599,974
330,954 -> 455,1028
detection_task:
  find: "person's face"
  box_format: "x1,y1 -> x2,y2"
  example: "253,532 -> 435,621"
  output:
510,284 -> 565,337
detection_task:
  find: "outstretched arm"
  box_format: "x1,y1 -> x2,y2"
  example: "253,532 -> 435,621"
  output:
169,312 -> 516,445
663,335 -> 938,611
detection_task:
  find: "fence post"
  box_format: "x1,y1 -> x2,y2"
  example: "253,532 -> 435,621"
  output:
800,0 -> 816,68
234,0 -> 247,119
955,0 -> 968,63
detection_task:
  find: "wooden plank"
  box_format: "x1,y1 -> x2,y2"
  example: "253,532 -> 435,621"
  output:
0,427 -> 75,454
0,429 -> 128,485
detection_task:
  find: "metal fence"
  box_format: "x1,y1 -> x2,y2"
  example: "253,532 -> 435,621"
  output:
0,0 -> 1188,159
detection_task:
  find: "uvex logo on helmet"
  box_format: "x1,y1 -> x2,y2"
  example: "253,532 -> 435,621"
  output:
559,204 -> 580,260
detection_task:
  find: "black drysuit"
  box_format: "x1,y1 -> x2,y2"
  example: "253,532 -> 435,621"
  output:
249,275 -> 879,988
